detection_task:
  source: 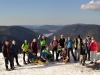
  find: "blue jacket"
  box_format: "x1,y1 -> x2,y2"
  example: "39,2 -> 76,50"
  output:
65,40 -> 73,48
10,44 -> 19,56
87,40 -> 91,50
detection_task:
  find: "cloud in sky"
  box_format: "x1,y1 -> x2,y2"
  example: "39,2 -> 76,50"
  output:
81,0 -> 100,11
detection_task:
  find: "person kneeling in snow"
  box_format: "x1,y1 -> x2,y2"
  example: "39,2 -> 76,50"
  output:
60,48 -> 69,63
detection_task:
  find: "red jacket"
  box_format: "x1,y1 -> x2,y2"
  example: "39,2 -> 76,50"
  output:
89,41 -> 98,52
30,42 -> 38,53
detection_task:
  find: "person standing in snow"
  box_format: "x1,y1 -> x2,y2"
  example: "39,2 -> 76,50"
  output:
38,35 -> 46,56
86,36 -> 91,61
73,38 -> 78,60
10,40 -> 21,67
89,37 -> 98,65
30,38 -> 38,57
77,35 -> 82,61
65,37 -> 76,62
21,40 -> 30,64
59,35 -> 65,48
80,39 -> 87,66
2,40 -> 14,70
51,36 -> 59,61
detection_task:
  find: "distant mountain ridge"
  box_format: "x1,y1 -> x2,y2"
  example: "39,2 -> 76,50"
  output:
49,24 -> 100,50
38,25 -> 64,30
22,25 -> 64,34
0,26 -> 51,52
33,29 -> 51,34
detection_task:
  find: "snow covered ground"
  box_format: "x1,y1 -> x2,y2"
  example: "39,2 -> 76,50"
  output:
0,53 -> 100,75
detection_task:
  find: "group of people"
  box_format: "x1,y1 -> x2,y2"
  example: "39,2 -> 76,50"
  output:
2,34 -> 98,71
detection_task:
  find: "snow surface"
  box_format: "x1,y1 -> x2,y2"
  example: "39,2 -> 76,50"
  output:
0,53 -> 100,75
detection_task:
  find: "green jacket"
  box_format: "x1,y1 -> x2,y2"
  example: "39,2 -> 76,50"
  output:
21,43 -> 29,52
58,47 -> 62,51
42,49 -> 51,54
40,39 -> 46,46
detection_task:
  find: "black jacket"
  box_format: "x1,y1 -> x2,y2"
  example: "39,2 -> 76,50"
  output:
10,44 -> 19,56
80,43 -> 87,55
2,45 -> 12,57
59,38 -> 65,47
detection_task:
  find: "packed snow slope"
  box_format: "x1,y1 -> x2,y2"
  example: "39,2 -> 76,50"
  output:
0,53 -> 100,75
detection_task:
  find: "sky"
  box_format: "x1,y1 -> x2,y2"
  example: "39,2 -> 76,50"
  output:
0,0 -> 100,25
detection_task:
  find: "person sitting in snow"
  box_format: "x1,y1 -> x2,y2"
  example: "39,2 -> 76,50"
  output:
41,47 -> 54,62
28,49 -> 37,63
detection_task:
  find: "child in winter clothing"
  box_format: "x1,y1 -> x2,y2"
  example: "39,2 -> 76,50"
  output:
80,39 -> 87,66
60,48 -> 69,63
57,43 -> 62,60
48,42 -> 53,50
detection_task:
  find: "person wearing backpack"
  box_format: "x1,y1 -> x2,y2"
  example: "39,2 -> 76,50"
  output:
30,38 -> 38,57
21,40 -> 30,64
51,36 -> 59,61
38,35 -> 46,56
59,35 -> 65,48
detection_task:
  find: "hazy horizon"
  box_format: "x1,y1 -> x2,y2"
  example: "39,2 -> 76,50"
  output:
0,23 -> 100,26
0,0 -> 100,25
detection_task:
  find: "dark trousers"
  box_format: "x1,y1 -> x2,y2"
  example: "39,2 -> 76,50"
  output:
23,52 -> 29,63
41,46 -> 46,51
87,49 -> 90,60
52,47 -> 58,60
5,57 -> 13,69
12,55 -> 19,66
40,46 -> 46,56
68,48 -> 76,61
